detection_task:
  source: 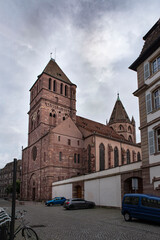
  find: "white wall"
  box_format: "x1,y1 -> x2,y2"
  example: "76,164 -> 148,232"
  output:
85,175 -> 121,207
52,184 -> 72,199
52,162 -> 141,208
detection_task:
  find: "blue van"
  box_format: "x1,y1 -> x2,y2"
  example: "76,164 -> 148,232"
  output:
122,193 -> 160,222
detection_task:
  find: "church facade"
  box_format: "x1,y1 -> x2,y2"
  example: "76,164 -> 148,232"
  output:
21,59 -> 141,201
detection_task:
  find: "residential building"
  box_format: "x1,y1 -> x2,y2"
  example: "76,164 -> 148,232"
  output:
0,160 -> 22,198
130,19 -> 160,196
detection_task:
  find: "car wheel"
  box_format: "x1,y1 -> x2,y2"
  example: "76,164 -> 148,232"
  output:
69,205 -> 75,210
88,204 -> 93,209
47,203 -> 50,207
124,212 -> 131,221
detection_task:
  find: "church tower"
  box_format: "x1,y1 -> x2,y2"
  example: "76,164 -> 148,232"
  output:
28,58 -> 77,146
21,59 -> 82,201
108,94 -> 136,143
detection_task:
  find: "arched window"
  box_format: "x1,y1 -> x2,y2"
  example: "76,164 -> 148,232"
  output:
127,149 -> 130,164
53,80 -> 56,92
114,147 -> 119,167
65,85 -> 68,96
37,110 -> 40,125
48,78 -> 51,90
120,134 -> 125,139
59,152 -> 62,161
99,143 -> 105,171
60,83 -> 63,94
119,125 -> 124,131
88,145 -> 91,173
128,135 -> 133,142
137,152 -> 141,161
128,126 -> 132,133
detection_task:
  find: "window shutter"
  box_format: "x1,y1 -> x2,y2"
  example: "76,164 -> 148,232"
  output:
148,130 -> 155,155
144,63 -> 150,80
146,93 -> 152,114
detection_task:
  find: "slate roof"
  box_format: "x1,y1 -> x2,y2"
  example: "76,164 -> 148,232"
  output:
76,116 -> 123,140
141,19 -> 160,54
109,97 -> 130,124
42,58 -> 73,85
129,19 -> 160,71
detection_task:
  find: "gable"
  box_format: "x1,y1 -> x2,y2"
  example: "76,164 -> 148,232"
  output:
51,117 -> 83,139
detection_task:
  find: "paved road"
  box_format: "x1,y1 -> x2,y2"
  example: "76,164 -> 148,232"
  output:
1,199 -> 160,240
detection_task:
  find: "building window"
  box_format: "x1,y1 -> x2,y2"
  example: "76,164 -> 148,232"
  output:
60,83 -> 63,94
154,89 -> 160,110
78,154 -> 80,163
137,152 -> 141,161
127,149 -> 130,164
68,139 -> 71,145
128,135 -> 133,142
114,147 -> 119,167
152,56 -> 160,74
144,62 -> 150,80
58,136 -> 60,142
119,125 -> 124,131
156,128 -> 160,152
74,153 -> 76,163
44,152 -> 46,162
53,80 -> 56,92
59,152 -> 62,161
146,93 -> 152,114
77,140 -> 79,146
32,146 -> 37,161
49,78 -> 51,90
128,126 -> 132,133
99,143 -> 105,171
65,85 -> 68,96
148,130 -> 155,155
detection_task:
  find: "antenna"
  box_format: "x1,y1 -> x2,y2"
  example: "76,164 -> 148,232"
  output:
50,52 -> 52,59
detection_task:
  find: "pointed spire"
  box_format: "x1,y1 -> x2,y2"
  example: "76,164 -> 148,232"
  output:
42,59 -> 72,84
109,95 -> 130,124
131,116 -> 135,125
117,93 -> 120,101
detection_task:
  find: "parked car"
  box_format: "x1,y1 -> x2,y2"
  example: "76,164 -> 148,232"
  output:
122,193 -> 160,222
45,197 -> 66,206
63,198 -> 95,210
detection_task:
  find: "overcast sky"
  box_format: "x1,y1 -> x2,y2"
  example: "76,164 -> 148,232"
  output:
0,0 -> 159,168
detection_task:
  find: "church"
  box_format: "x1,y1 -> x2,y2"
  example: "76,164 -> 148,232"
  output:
21,59 -> 141,202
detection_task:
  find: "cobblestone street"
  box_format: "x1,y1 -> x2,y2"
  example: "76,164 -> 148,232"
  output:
1,199 -> 160,240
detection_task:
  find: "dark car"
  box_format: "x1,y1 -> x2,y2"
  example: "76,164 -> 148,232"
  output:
45,197 -> 66,206
63,198 -> 95,210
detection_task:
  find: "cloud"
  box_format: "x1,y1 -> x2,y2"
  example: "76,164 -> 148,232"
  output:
0,0 -> 160,168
